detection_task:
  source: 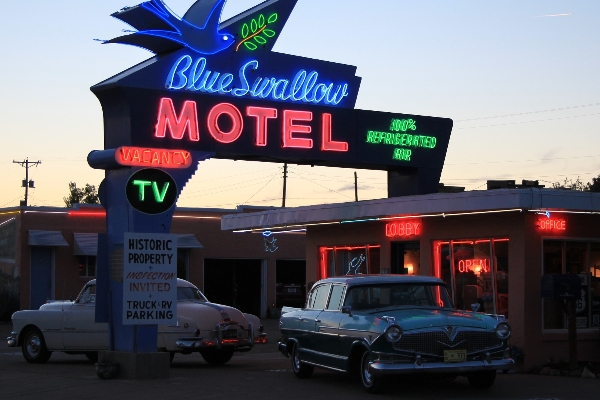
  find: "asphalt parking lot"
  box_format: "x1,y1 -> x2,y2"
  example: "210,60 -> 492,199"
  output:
1,320 -> 599,400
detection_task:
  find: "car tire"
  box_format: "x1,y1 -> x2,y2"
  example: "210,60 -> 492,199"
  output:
360,350 -> 384,394
467,370 -> 497,389
21,328 -> 52,364
291,343 -> 314,379
200,349 -> 234,365
85,352 -> 98,363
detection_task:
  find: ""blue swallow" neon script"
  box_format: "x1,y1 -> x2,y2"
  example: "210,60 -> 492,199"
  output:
166,55 -> 350,106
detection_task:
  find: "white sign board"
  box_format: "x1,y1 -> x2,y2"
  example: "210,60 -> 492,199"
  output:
123,233 -> 177,325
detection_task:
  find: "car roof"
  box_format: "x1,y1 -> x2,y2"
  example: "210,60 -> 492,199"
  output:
314,275 -> 445,287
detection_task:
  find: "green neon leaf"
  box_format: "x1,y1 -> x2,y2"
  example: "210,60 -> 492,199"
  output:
251,19 -> 258,33
268,13 -> 278,23
244,42 -> 258,50
258,14 -> 265,28
254,35 -> 267,45
241,23 -> 249,38
263,29 -> 276,38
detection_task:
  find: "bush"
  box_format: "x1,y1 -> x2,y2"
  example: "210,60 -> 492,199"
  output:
0,272 -> 20,321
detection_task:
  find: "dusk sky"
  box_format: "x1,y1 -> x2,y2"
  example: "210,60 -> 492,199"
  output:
1,0 -> 598,209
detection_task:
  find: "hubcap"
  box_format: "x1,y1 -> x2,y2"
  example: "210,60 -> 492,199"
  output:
362,353 -> 373,385
26,335 -> 41,357
293,347 -> 301,370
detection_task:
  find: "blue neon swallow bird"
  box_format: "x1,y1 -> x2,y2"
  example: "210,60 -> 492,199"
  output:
106,0 -> 234,55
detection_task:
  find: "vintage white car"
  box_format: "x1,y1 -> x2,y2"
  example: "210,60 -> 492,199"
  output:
7,279 -> 266,364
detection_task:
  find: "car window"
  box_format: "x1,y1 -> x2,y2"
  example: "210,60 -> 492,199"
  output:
307,284 -> 331,309
76,285 -> 96,304
327,285 -> 346,310
177,287 -> 208,301
344,283 -> 453,310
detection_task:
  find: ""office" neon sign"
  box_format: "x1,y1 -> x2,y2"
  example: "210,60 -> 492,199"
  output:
537,218 -> 566,231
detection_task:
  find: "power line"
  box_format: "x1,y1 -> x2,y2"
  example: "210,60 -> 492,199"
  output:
456,102 -> 600,122
454,112 -> 600,130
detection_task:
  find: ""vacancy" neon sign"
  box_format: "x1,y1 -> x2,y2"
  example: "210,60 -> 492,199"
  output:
116,146 -> 192,169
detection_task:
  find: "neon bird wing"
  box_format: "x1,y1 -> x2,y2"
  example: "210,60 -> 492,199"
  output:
183,0 -> 227,30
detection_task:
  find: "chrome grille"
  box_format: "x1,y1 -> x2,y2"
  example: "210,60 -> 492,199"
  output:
392,331 -> 502,356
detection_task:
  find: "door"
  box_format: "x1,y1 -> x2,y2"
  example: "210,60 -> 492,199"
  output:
314,284 -> 346,369
298,283 -> 330,363
30,247 -> 53,309
204,259 -> 262,316
62,284 -> 108,350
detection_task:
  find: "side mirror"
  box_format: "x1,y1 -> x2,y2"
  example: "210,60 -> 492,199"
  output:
471,303 -> 481,312
341,306 -> 353,316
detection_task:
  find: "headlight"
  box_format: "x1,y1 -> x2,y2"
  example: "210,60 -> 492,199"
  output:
495,322 -> 511,340
385,324 -> 403,342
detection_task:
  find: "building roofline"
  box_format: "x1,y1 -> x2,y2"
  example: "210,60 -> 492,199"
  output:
221,188 -> 600,231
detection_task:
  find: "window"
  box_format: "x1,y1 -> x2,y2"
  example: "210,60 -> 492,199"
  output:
319,245 -> 380,278
543,240 -> 597,330
344,283 -> 453,310
327,285 -> 346,310
434,239 -> 509,317
307,284 -> 331,309
76,284 -> 96,304
78,256 -> 96,277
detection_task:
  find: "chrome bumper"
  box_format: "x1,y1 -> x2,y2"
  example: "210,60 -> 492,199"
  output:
369,358 -> 515,375
7,332 -> 17,347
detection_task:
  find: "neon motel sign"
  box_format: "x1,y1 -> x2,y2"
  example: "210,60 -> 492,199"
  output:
366,119 -> 438,162
115,146 -> 192,169
154,97 -> 349,151
166,56 -> 350,107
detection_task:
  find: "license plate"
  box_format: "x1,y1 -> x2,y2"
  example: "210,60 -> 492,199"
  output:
222,330 -> 238,339
287,288 -> 297,293
444,349 -> 466,363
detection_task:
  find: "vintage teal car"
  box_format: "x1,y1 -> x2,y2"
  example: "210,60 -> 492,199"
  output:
278,275 -> 514,393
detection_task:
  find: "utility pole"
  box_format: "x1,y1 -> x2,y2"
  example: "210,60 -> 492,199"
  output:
354,171 -> 358,201
13,158 -> 41,207
282,163 -> 288,208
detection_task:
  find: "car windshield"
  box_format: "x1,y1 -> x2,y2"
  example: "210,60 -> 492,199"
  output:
177,286 -> 208,302
344,283 -> 453,311
75,284 -> 96,304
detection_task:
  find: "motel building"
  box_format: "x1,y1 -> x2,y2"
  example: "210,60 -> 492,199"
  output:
0,205 -> 306,319
222,182 -> 600,370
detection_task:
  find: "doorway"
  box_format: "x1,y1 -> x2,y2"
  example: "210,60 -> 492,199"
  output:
30,247 -> 54,309
203,259 -> 263,316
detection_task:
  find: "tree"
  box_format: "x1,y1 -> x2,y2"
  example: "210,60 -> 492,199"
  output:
552,174 -> 600,192
63,182 -> 100,208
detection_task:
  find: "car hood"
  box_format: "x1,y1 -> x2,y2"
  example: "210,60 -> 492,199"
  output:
39,301 -> 73,311
374,308 -> 490,331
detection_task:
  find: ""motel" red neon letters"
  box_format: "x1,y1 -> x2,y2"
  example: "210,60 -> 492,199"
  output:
154,98 -> 348,152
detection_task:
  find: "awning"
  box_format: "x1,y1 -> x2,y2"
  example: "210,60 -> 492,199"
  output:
73,233 -> 98,256
177,234 -> 203,249
28,230 -> 68,247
